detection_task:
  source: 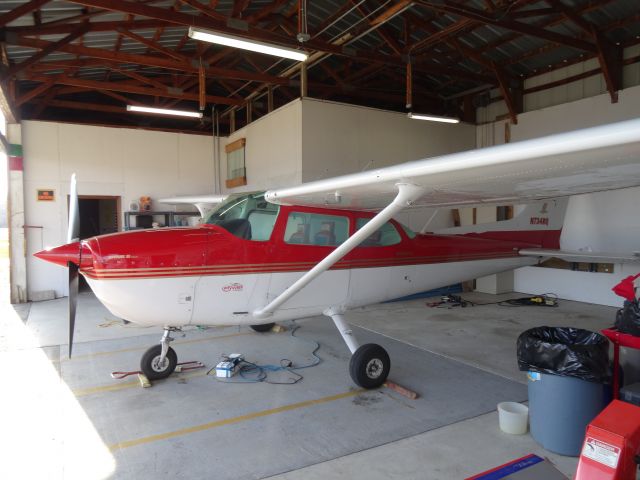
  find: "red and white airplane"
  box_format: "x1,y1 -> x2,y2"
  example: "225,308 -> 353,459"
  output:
35,119 -> 640,388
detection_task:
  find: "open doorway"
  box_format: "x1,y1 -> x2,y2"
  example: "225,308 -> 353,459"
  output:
77,195 -> 120,290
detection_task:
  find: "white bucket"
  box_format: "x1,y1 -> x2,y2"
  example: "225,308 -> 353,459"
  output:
497,402 -> 529,435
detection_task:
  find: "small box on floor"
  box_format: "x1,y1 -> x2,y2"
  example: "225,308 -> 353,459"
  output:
215,361 -> 238,378
465,454 -> 567,479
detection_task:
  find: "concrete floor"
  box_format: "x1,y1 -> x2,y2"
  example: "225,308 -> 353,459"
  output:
0,290 -> 623,479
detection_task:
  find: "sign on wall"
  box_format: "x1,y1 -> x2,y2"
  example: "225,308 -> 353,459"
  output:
37,189 -> 55,201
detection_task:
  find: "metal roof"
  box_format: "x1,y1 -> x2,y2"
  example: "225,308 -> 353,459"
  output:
1,0 -> 638,133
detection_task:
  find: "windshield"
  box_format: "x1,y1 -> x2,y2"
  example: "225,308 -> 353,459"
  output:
203,192 -> 279,241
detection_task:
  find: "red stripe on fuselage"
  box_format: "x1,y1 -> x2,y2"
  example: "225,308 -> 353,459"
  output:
81,204 -> 549,281
82,251 -> 522,280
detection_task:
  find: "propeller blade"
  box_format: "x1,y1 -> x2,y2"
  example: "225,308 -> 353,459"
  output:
68,261 -> 79,358
67,173 -> 79,244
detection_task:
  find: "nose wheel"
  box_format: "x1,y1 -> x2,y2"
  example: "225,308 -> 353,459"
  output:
141,345 -> 177,380
140,328 -> 178,380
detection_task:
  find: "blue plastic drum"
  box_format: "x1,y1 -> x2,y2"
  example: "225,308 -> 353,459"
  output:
527,371 -> 611,456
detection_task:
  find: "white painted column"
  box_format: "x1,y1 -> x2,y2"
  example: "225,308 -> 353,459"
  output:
7,124 -> 27,303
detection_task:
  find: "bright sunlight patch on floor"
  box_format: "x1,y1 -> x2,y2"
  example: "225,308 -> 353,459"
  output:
0,302 -> 116,480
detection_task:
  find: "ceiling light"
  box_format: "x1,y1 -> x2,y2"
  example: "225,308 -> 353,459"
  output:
407,112 -> 460,124
188,26 -> 308,62
126,105 -> 203,118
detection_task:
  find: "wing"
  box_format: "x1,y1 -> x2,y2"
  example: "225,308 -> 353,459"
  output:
158,195 -> 227,217
266,118 -> 640,210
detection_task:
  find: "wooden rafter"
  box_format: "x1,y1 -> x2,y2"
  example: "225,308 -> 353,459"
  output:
7,35 -> 290,85
177,0 -> 225,20
318,62 -> 344,86
232,0 -> 252,19
62,0 -> 312,52
415,1 -> 597,53
15,79 -> 53,107
246,0 -> 289,24
409,18 -> 474,55
546,0 -> 622,103
352,1 -> 404,56
6,23 -> 90,78
594,28 -> 623,103
116,28 -> 189,62
26,74 -> 244,105
503,6 -> 636,70
0,0 -> 52,27
110,67 -> 171,91
0,0 -> 636,134
312,0 -> 353,38
31,86 -> 59,118
6,19 -> 174,36
493,63 -> 520,124
97,89 -> 142,106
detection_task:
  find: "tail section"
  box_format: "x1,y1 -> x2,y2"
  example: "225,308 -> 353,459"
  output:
433,198 -> 569,249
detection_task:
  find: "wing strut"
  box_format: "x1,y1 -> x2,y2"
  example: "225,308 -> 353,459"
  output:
253,183 -> 424,319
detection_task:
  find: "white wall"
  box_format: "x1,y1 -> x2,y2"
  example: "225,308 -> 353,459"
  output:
221,99 -> 302,193
301,98 -> 476,182
23,121 -> 215,298
503,85 -> 640,306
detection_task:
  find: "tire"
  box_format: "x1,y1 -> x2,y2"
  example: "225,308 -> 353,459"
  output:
140,345 -> 177,380
250,323 -> 275,333
349,343 -> 390,389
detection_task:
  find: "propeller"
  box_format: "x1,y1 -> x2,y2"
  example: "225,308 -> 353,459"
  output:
67,174 -> 80,357
67,173 -> 79,244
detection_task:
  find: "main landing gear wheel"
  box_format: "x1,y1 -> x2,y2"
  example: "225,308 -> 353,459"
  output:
349,343 -> 390,389
250,323 -> 275,333
140,344 -> 178,380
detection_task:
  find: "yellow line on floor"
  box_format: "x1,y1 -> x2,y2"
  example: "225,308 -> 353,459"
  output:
73,370 -> 208,397
109,389 -> 363,452
58,331 -> 253,362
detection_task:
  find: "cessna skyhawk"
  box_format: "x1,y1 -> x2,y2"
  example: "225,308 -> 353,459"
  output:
35,118 -> 640,388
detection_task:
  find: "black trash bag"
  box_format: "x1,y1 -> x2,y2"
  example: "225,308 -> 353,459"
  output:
517,326 -> 610,383
614,300 -> 640,336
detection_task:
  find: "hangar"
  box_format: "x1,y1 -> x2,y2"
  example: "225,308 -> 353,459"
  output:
1,1 -> 639,478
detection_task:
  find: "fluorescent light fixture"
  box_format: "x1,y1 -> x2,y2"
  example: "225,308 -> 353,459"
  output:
188,26 -> 308,62
407,112 -> 460,124
126,105 -> 203,118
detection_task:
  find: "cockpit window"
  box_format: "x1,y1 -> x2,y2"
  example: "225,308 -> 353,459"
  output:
203,192 -> 279,241
355,218 -> 402,246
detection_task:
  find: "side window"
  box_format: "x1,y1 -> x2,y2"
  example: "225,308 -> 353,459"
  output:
247,210 -> 278,241
356,218 -> 401,246
285,212 -> 349,246
400,223 -> 417,239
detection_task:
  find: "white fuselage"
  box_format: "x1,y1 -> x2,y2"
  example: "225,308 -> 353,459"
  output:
85,256 -> 536,327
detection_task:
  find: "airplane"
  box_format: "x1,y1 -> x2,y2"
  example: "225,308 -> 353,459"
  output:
35,118 -> 640,388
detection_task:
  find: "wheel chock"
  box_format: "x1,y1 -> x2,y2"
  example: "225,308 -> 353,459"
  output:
383,380 -> 419,400
138,373 -> 151,388
111,361 -> 205,388
271,324 -> 286,333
